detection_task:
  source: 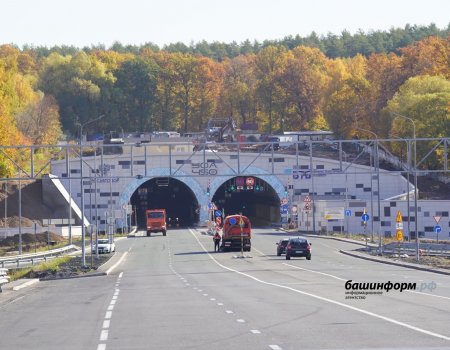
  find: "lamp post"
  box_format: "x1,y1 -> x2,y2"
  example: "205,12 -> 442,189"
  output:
78,115 -> 104,267
390,135 -> 412,242
356,127 -> 382,253
392,112 -> 419,261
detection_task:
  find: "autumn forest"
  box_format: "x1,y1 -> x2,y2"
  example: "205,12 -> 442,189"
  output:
0,24 -> 449,176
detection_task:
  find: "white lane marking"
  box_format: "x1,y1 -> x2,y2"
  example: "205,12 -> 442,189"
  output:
217,303 -> 224,306
285,263 -> 450,301
406,290 -> 450,300
252,247 -> 266,256
100,330 -> 108,341
105,311 -> 112,319
102,320 -> 110,329
226,310 -> 234,314
12,279 -> 40,291
251,330 -> 261,334
112,296 -> 118,300
210,298 -> 216,301
118,272 -> 123,279
107,305 -> 114,311
203,293 -> 208,296
110,300 -> 117,305
269,345 -> 282,350
97,344 -> 106,350
189,228 -> 450,341
237,319 -> 245,323
106,252 -> 128,275
282,263 -> 347,281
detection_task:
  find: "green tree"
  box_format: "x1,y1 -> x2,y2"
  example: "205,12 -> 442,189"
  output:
113,57 -> 159,131
384,75 -> 450,167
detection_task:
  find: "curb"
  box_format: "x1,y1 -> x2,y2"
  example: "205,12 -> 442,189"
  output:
301,233 -> 378,248
340,250 -> 450,276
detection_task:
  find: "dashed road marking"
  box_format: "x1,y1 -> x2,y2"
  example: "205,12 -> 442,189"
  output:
100,330 -> 108,341
269,345 -> 282,350
102,320 -> 110,329
251,330 -> 261,334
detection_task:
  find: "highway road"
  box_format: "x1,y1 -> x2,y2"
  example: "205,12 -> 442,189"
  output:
1,228 -> 449,350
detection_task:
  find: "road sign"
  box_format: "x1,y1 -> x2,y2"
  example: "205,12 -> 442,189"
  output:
433,216 -> 441,224
229,217 -> 237,225
345,209 -> 352,217
304,195 -> 312,203
303,203 -> 311,212
280,198 -> 288,205
361,213 -> 370,222
434,225 -> 442,234
215,210 -> 222,217
396,230 -> 403,241
291,205 -> 298,213
396,210 -> 403,222
324,208 -> 344,220
216,216 -> 222,225
245,177 -> 255,186
395,222 -> 404,230
281,204 -> 289,214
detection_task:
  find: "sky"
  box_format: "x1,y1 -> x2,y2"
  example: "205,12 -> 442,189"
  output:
1,0 -> 449,48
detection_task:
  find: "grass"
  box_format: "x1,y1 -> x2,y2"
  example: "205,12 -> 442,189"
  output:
7,256 -> 74,282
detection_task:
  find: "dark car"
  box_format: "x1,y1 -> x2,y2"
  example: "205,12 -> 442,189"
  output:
276,239 -> 289,256
285,238 -> 312,260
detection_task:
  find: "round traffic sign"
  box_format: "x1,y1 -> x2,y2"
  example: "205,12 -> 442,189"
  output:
396,230 -> 403,241
361,213 -> 370,222
229,217 -> 237,225
434,225 -> 442,234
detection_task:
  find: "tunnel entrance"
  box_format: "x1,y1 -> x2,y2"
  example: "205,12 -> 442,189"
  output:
211,176 -> 280,226
130,177 -> 199,229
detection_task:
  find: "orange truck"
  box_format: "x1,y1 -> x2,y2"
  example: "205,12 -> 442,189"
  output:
145,209 -> 167,236
221,214 -> 251,251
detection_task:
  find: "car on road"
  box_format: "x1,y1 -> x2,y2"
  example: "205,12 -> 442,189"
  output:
94,239 -> 116,254
276,239 -> 289,256
285,238 -> 311,260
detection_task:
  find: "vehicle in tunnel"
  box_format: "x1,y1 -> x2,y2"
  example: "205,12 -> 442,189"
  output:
130,178 -> 199,229
146,209 -> 167,236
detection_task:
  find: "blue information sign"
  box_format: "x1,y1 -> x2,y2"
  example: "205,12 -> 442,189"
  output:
434,225 -> 442,234
361,213 -> 370,222
215,210 -> 222,217
345,209 -> 352,217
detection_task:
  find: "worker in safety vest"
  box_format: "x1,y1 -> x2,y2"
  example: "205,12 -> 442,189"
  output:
213,229 -> 221,252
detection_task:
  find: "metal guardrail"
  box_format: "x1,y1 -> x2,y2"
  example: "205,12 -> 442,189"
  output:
377,242 -> 450,257
0,245 -> 80,268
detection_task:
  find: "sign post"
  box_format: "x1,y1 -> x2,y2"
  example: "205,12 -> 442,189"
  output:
361,209 -> 370,250
303,195 -> 312,232
395,210 -> 404,258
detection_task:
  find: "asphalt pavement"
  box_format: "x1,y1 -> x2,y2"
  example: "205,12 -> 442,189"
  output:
0,228 -> 449,350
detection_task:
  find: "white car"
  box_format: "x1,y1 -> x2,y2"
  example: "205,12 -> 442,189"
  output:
94,239 -> 116,254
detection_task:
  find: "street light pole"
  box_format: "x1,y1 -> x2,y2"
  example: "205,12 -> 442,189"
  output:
392,112 -> 419,261
78,115 -> 104,267
356,127 -> 381,252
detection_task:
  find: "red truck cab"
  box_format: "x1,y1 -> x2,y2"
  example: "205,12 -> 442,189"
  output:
145,209 -> 167,236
